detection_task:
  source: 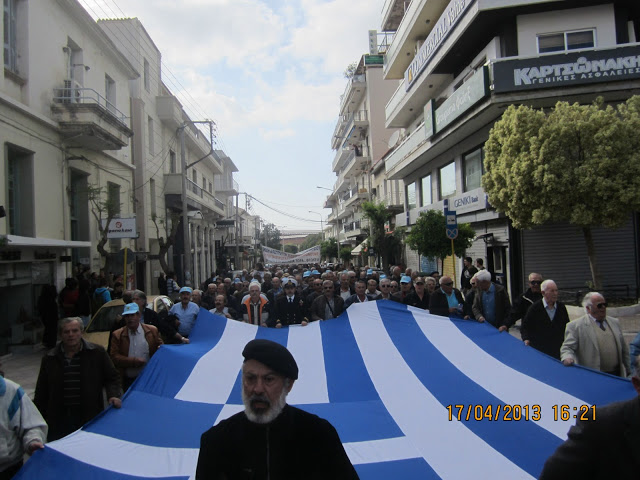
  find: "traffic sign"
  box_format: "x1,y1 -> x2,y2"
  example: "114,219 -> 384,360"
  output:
446,227 -> 458,239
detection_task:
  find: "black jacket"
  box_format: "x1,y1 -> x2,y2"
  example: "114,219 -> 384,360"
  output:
429,288 -> 464,317
539,396 -> 640,479
403,291 -> 430,310
196,405 -> 359,480
271,294 -> 306,327
520,299 -> 570,359
512,288 -> 543,323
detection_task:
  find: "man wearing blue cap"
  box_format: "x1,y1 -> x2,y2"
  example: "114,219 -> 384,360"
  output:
392,275 -> 413,302
196,339 -> 358,479
110,303 -> 163,391
168,286 -> 199,340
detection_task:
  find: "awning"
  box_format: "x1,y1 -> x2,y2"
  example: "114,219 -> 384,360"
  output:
6,235 -> 91,248
351,239 -> 368,256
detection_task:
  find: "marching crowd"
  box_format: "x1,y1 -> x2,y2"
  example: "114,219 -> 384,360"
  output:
2,259 -> 639,479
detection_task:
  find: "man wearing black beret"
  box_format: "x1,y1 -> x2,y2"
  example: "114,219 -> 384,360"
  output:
196,339 -> 359,479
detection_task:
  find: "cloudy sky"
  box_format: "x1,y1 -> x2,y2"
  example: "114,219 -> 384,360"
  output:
80,0 -> 383,234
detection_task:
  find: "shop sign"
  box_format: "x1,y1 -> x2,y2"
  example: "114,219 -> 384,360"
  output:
435,66 -> 489,132
101,217 -> 137,239
492,45 -> 640,93
450,187 -> 487,214
405,0 -> 475,90
424,99 -> 435,140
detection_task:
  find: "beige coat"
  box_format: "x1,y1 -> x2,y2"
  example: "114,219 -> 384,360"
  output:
560,314 -> 630,377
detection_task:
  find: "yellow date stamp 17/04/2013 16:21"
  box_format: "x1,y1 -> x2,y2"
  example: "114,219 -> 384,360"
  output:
446,404 -> 596,422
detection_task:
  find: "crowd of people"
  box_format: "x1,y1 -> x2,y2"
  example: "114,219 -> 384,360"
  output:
37,265 -> 128,349
3,258 -> 639,478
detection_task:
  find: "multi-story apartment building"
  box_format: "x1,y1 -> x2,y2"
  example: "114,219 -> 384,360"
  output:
98,18 -> 235,290
380,0 -> 640,295
0,0 -> 137,351
325,52 -> 401,266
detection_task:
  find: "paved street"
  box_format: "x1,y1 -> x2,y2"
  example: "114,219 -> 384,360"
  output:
3,304 -> 639,401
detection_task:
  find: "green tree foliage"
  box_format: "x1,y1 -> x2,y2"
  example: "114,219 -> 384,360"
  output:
361,201 -> 394,267
299,233 -> 323,251
406,210 -> 475,260
339,247 -> 353,264
284,244 -> 298,254
483,97 -> 640,288
343,61 -> 358,79
260,223 -> 282,250
320,237 -> 338,260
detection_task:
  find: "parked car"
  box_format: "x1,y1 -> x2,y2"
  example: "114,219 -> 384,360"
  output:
83,295 -> 173,347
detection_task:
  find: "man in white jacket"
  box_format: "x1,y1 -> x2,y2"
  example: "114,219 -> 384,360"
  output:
0,368 -> 47,479
561,292 -> 630,377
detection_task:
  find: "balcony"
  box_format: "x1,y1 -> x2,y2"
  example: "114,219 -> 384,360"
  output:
381,0 -> 408,32
327,211 -> 337,224
342,151 -> 370,179
51,86 -> 132,151
156,95 -> 182,130
338,74 -> 366,117
163,173 -> 225,216
385,70 -> 451,128
215,175 -> 239,195
227,235 -> 255,247
344,189 -> 368,208
344,220 -> 364,238
383,0 -> 449,80
385,122 -> 427,175
332,143 -> 353,172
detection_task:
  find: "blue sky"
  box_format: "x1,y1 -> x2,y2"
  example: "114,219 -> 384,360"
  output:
81,0 -> 382,233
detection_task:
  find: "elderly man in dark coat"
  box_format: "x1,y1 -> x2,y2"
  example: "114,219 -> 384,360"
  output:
34,317 -> 121,441
196,339 -> 358,479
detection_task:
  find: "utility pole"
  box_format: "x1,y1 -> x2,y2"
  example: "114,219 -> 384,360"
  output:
235,192 -> 239,270
180,126 -> 191,287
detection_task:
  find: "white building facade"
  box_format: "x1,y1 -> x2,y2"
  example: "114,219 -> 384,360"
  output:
380,0 -> 640,294
0,0 -> 137,351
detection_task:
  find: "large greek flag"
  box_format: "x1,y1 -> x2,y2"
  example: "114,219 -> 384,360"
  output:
17,301 -> 634,479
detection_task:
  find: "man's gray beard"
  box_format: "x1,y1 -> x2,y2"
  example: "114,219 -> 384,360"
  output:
242,387 -> 288,424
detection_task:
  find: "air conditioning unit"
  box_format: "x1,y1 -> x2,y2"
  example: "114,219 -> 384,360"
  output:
62,79 -> 82,104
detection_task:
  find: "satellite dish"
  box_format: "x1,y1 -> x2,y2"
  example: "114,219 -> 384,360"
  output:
388,130 -> 401,148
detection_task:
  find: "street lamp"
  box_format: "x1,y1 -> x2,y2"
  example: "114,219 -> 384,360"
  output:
308,211 -> 324,240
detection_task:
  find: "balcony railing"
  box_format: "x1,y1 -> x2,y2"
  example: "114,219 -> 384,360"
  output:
344,220 -> 362,232
385,122 -> 426,173
53,86 -> 129,126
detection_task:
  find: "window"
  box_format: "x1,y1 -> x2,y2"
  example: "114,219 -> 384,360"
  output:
147,116 -> 154,155
149,178 -> 156,217
538,29 -> 595,54
169,150 -> 176,173
209,180 -> 212,193
463,147 -> 483,191
439,162 -> 456,199
6,144 -> 34,236
105,74 -> 116,114
202,177 -> 206,191
143,58 -> 150,92
406,182 -> 416,210
3,0 -> 17,73
420,174 -> 431,206
192,170 -> 197,183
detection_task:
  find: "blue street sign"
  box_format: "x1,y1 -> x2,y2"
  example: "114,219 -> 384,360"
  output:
447,227 -> 458,239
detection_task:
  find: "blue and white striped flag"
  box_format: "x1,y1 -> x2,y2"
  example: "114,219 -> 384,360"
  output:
17,301 -> 634,479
